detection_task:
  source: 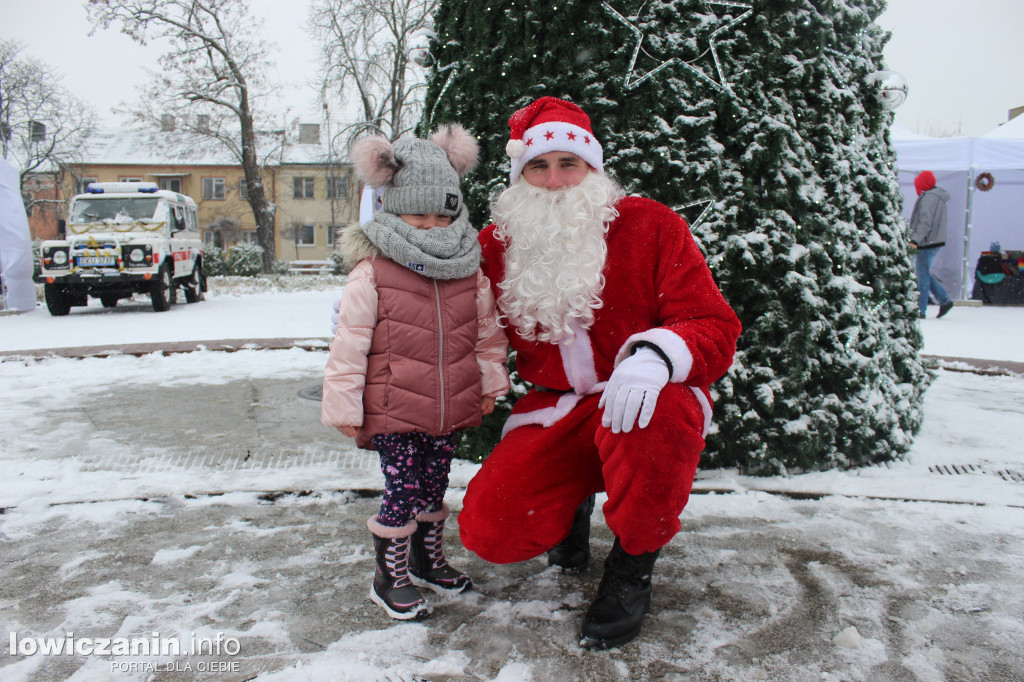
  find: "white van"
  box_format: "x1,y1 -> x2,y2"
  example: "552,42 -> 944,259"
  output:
39,182 -> 205,315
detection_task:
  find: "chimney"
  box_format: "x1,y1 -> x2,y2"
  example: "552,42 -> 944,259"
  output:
161,114 -> 176,132
298,123 -> 320,144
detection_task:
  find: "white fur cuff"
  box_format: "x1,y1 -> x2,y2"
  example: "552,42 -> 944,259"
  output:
614,329 -> 694,383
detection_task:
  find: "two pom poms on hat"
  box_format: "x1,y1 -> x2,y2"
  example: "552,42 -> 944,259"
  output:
352,124 -> 479,187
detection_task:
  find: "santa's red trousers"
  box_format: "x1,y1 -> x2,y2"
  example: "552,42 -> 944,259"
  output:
459,383 -> 706,561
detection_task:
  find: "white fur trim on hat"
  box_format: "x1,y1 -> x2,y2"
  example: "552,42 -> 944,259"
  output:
509,121 -> 604,184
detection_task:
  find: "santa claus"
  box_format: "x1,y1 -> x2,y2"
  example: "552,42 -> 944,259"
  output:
458,96 -> 742,649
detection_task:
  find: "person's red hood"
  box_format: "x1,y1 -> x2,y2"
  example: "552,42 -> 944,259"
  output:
915,170 -> 936,196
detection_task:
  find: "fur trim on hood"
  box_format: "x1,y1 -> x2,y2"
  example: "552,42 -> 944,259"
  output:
339,223 -> 381,271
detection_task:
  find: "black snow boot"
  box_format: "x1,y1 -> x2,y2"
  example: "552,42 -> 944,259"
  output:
409,504 -> 473,594
368,517 -> 431,620
548,494 -> 596,574
579,538 -> 660,650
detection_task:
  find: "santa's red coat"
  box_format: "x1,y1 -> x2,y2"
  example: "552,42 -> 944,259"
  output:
459,196 -> 742,560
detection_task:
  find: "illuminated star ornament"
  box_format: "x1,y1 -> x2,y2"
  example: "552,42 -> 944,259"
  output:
603,1 -> 753,92
674,197 -> 716,230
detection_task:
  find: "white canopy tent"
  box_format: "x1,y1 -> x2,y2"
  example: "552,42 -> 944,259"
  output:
891,123 -> 1024,300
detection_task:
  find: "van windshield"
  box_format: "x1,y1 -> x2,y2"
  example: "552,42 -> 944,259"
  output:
69,198 -> 162,223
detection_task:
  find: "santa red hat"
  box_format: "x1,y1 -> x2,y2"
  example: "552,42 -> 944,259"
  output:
505,96 -> 604,184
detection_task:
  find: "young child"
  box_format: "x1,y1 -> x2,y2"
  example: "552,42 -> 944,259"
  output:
322,125 -> 509,620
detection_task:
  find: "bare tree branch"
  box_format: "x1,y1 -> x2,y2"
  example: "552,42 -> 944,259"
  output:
309,0 -> 437,144
87,0 -> 280,270
0,39 -> 95,212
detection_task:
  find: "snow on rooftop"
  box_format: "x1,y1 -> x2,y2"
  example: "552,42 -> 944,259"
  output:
78,127 -> 350,167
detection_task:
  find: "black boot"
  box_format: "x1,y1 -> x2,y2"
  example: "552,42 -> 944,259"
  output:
548,494 -> 596,574
579,538 -> 660,649
409,504 -> 473,594
368,517 -> 431,620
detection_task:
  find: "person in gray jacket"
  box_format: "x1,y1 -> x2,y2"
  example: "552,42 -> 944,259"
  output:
909,170 -> 954,318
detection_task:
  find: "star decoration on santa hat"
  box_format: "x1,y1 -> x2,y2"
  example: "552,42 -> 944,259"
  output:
603,1 -> 752,92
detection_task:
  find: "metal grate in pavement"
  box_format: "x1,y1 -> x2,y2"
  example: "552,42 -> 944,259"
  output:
928,463 -> 1024,484
996,469 -> 1024,484
82,447 -> 375,474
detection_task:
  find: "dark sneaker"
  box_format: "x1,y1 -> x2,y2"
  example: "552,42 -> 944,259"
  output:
938,301 -> 954,318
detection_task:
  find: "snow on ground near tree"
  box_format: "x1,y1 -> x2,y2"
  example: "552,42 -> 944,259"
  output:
2,278 -> 1022,362
1,282 -> 1023,681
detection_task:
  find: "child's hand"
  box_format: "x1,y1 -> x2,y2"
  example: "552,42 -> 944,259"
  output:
338,425 -> 359,438
481,396 -> 496,416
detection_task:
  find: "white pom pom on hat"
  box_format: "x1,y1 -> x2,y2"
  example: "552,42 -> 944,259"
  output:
506,138 -> 526,160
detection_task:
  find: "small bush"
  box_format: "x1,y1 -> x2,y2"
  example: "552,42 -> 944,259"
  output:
272,260 -> 290,275
328,250 -> 347,275
227,243 -> 264,277
204,246 -> 229,276
31,239 -> 43,281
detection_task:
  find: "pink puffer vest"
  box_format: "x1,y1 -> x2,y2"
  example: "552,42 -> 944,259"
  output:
357,257 -> 483,449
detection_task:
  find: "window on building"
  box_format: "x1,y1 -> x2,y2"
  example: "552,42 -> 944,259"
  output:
119,176 -> 143,183
75,177 -> 98,194
293,177 -> 315,199
295,224 -> 315,245
203,177 -> 226,200
326,176 -> 350,199
326,225 -> 339,245
239,178 -> 249,200
158,177 -> 183,193
243,231 -> 259,244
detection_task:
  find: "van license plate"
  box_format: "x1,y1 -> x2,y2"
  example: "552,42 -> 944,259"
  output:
78,256 -> 116,266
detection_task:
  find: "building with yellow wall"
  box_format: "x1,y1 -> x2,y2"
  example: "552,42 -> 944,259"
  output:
55,122 -> 357,266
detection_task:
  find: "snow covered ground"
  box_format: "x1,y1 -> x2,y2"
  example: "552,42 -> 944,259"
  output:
1,282 -> 1023,681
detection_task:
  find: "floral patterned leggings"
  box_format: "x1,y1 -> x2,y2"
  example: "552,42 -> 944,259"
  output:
372,431 -> 458,527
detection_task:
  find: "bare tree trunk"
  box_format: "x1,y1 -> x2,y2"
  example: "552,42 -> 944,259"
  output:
237,103 -> 275,270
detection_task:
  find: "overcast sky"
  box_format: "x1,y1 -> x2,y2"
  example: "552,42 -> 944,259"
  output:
4,0 -> 1023,138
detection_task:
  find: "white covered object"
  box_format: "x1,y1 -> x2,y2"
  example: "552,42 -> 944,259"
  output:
0,157 -> 37,312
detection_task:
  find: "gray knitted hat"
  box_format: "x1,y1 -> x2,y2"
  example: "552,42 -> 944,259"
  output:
351,125 -> 479,218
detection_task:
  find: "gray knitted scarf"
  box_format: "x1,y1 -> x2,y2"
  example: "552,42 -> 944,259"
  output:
362,210 -> 480,280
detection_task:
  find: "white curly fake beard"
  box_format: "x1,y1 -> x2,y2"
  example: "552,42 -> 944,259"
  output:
492,172 -> 624,344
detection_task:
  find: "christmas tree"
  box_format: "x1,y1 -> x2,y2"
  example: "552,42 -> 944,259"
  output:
423,0 -> 930,474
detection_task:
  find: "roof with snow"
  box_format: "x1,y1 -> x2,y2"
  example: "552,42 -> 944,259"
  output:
76,128 -> 349,167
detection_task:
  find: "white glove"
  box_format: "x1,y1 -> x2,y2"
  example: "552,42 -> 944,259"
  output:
599,347 -> 670,434
330,298 -> 340,336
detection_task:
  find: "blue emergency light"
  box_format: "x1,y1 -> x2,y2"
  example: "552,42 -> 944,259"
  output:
85,182 -> 161,194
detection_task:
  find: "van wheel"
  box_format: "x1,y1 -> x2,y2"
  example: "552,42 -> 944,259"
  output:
100,295 -> 119,308
150,264 -> 175,312
184,263 -> 204,303
45,284 -> 71,316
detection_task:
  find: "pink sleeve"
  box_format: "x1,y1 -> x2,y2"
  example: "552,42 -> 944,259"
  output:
475,270 -> 511,399
321,261 -> 378,429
